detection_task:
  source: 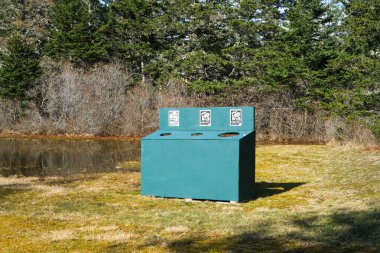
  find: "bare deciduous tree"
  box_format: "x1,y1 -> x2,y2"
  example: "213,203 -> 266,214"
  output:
0,61 -> 377,146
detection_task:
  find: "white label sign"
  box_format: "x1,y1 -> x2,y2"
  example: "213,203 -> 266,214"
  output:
200,110 -> 211,126
230,109 -> 242,126
168,110 -> 179,126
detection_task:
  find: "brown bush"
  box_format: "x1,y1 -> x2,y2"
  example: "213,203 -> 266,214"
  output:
0,61 -> 377,146
0,99 -> 22,130
39,61 -> 132,135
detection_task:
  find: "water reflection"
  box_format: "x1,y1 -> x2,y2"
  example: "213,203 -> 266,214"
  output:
0,138 -> 140,177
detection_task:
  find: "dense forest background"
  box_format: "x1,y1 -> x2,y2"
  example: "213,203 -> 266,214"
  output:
0,0 -> 379,144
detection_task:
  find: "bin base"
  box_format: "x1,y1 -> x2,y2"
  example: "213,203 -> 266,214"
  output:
143,195 -> 248,204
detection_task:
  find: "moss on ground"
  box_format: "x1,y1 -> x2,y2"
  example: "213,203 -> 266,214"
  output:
0,145 -> 379,252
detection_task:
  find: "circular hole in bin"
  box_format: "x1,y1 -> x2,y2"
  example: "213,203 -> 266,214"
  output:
160,133 -> 172,136
191,133 -> 204,136
218,132 -> 240,137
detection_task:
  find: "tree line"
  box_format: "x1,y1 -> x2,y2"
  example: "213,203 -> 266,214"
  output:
0,0 -> 379,138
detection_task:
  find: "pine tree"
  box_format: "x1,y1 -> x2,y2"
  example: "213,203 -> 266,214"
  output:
344,0 -> 380,56
45,0 -> 106,65
101,0 -> 163,80
0,33 -> 42,101
321,0 -> 380,114
145,0 -> 232,87
0,0 -> 18,38
277,0 -> 342,106
0,0 -> 51,50
326,0 -> 380,136
222,0 -> 291,92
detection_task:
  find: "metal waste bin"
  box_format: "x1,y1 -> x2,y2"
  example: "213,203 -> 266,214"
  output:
141,107 -> 255,202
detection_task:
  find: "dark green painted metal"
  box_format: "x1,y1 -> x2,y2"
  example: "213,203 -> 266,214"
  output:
141,107 -> 255,202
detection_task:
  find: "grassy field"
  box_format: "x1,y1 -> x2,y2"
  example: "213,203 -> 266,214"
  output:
0,145 -> 379,252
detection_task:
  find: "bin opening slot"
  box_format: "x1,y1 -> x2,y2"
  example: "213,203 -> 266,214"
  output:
218,132 -> 239,137
160,133 -> 172,136
191,133 -> 204,136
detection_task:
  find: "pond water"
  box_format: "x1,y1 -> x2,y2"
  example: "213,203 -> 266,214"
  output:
0,138 -> 140,177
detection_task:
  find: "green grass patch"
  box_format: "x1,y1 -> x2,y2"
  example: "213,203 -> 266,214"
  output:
0,145 -> 379,252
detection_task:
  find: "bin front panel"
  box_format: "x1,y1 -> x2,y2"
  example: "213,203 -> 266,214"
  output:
141,139 -> 240,201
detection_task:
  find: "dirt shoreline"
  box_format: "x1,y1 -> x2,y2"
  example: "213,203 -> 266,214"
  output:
1,132 -> 378,147
0,132 -> 326,144
0,132 -> 143,141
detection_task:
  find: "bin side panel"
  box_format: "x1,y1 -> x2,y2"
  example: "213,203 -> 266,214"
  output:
238,132 -> 256,201
141,140 -> 239,201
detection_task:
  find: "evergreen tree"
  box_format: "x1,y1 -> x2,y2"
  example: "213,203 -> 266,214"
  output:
45,0 -> 106,64
145,0 -> 232,87
0,0 -> 51,50
320,0 -> 379,114
0,0 -> 18,38
279,0 -> 341,103
0,33 -> 42,101
344,0 -> 380,56
100,0 -> 163,80
222,0 -> 292,92
326,0 -> 380,136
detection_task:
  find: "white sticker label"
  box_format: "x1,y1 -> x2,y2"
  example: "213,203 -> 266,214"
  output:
200,110 -> 211,126
230,109 -> 242,126
168,110 -> 179,126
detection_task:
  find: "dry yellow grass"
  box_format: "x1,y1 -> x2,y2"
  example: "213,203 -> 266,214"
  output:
43,229 -> 77,242
0,145 -> 379,252
164,226 -> 189,233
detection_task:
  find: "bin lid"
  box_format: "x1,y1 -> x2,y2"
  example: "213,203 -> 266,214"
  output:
143,130 -> 253,140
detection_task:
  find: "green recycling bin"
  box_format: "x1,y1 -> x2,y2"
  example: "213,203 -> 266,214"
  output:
141,107 -> 255,202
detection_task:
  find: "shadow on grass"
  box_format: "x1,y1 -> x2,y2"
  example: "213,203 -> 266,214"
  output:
0,174 -> 101,199
0,184 -> 30,199
41,174 -> 100,186
255,182 -> 305,199
165,209 -> 380,253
